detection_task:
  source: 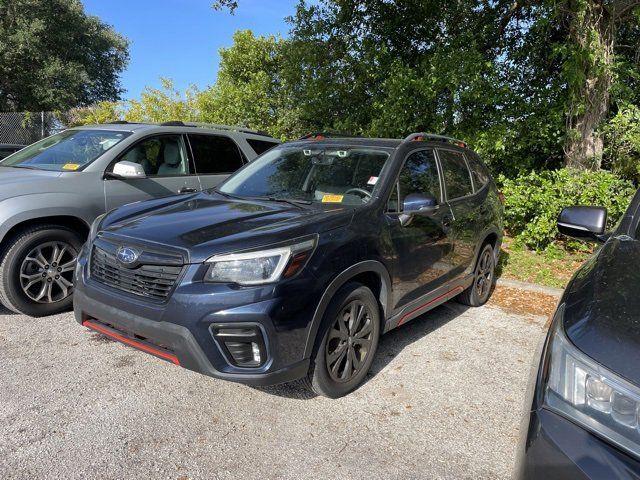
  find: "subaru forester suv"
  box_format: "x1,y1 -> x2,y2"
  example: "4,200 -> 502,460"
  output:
74,133 -> 503,397
0,121 -> 279,317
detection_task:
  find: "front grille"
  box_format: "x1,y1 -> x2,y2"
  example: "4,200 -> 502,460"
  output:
90,246 -> 182,300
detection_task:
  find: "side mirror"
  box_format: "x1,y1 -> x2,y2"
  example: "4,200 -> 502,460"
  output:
403,193 -> 438,214
399,194 -> 438,226
557,206 -> 607,242
108,161 -> 146,179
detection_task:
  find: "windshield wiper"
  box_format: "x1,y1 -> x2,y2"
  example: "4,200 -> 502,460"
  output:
212,188 -> 243,200
251,196 -> 312,208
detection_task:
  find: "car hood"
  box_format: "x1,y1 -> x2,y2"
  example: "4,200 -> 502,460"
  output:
0,167 -> 62,199
563,236 -> 640,386
100,192 -> 355,263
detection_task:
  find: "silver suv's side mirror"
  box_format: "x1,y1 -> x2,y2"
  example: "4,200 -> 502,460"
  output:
109,161 -> 146,179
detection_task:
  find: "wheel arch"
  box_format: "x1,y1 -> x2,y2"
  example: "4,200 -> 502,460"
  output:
303,260 -> 392,359
0,215 -> 90,258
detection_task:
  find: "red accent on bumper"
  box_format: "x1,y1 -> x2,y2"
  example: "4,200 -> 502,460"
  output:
397,286 -> 465,326
82,319 -> 180,366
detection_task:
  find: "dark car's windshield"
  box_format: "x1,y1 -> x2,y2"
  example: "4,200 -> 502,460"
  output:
219,145 -> 391,205
0,129 -> 130,172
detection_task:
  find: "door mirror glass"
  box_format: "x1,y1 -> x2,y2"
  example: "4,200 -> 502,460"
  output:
111,161 -> 146,179
403,193 -> 438,214
557,206 -> 607,242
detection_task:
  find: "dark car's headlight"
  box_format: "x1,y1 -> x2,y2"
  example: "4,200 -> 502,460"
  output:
543,304 -> 640,459
89,213 -> 106,241
205,236 -> 317,285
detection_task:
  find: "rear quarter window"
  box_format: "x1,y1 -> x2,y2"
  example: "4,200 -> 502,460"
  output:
466,154 -> 491,191
247,138 -> 279,155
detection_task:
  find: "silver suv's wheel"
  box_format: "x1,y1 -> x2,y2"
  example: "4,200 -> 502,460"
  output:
0,225 -> 83,317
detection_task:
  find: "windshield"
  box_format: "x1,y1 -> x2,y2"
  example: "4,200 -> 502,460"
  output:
219,145 -> 391,205
0,129 -> 131,172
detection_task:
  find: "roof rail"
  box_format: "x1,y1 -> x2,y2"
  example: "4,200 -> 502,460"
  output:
158,120 -> 272,137
403,132 -> 467,148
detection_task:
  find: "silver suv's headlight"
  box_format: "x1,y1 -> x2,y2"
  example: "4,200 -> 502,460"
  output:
205,236 -> 317,285
544,304 -> 640,459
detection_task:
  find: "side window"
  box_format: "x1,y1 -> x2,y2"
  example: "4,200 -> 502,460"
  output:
467,154 -> 490,191
396,149 -> 441,210
188,134 -> 244,174
439,150 -> 473,200
118,135 -> 189,177
247,138 -> 279,155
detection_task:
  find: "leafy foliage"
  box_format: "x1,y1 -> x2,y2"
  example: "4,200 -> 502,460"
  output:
500,169 -> 636,251
603,103 -> 640,182
0,0 -> 129,111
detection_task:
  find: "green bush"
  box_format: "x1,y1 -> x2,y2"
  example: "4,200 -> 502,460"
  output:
603,104 -> 640,182
499,168 -> 636,251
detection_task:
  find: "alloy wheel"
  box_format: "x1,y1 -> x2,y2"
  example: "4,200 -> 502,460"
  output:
325,300 -> 374,383
19,241 -> 77,304
474,248 -> 494,300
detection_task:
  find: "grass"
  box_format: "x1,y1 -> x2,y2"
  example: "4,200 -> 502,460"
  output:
496,236 -> 592,289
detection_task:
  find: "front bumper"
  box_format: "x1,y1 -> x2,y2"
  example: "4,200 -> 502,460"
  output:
73,247 -> 317,387
516,408 -> 640,479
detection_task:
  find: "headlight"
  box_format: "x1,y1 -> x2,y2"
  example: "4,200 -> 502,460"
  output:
205,236 -> 317,285
89,213 -> 106,241
544,304 -> 640,459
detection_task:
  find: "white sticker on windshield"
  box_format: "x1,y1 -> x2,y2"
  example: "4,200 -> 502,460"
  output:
367,176 -> 379,185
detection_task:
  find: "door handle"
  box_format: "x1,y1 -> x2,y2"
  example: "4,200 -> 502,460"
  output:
179,187 -> 197,194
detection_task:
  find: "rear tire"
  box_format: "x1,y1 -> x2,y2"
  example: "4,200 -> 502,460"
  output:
304,282 -> 381,398
457,243 -> 496,307
0,225 -> 83,317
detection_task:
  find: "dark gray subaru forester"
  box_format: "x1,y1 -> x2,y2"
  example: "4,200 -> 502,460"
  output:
74,133 -> 503,397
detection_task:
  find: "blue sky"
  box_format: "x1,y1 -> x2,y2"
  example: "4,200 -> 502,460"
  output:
81,0 -> 299,100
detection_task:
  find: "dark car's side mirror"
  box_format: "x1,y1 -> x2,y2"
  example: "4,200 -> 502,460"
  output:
399,194 -> 438,226
557,206 -> 607,242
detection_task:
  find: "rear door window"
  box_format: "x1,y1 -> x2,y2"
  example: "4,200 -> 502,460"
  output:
438,150 -> 473,200
188,134 -> 245,174
466,154 -> 491,191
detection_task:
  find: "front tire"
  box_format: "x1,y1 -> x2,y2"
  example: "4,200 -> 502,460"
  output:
457,243 -> 496,307
305,282 -> 381,398
0,225 -> 83,317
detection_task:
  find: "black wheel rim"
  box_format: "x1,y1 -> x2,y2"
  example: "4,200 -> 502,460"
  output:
19,241 -> 77,304
325,300 -> 374,383
474,248 -> 494,300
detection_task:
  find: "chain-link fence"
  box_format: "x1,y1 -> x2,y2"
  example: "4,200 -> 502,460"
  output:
0,112 -> 67,145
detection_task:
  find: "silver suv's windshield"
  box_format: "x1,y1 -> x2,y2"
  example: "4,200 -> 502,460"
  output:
219,145 -> 390,205
0,129 -> 131,172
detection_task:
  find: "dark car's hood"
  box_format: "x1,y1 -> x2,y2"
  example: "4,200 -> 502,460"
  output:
101,192 -> 354,262
563,236 -> 640,386
0,167 -> 62,200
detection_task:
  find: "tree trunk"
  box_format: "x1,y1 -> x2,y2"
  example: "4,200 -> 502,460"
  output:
564,1 -> 614,170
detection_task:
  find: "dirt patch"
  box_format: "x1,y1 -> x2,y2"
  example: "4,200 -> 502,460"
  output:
488,284 -> 559,319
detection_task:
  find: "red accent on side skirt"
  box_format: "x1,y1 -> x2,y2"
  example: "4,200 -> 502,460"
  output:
397,286 -> 465,326
82,319 -> 180,366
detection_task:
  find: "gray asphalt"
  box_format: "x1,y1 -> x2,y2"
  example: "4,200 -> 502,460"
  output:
0,301 -> 547,479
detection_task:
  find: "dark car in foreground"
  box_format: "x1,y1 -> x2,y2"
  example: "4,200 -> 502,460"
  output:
517,193 -> 640,478
74,133 -> 503,397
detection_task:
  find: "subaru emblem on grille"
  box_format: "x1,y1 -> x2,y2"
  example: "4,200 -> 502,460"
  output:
116,246 -> 139,265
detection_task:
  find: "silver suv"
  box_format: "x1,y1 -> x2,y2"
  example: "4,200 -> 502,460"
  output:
0,121 -> 279,316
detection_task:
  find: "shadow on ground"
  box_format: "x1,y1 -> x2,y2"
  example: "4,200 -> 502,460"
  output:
256,301 -> 470,400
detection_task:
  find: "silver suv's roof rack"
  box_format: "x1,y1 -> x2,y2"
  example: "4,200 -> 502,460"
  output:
107,120 -> 272,137
403,132 -> 467,148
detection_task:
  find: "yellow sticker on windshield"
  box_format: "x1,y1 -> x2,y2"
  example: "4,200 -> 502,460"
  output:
322,194 -> 344,203
62,163 -> 81,171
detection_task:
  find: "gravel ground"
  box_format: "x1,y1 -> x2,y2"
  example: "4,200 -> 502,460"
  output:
0,300 -> 547,480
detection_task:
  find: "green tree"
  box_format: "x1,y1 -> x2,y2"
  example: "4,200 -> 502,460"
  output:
0,0 -> 129,111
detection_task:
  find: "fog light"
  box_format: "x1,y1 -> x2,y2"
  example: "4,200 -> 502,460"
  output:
210,324 -> 267,368
252,342 -> 261,363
